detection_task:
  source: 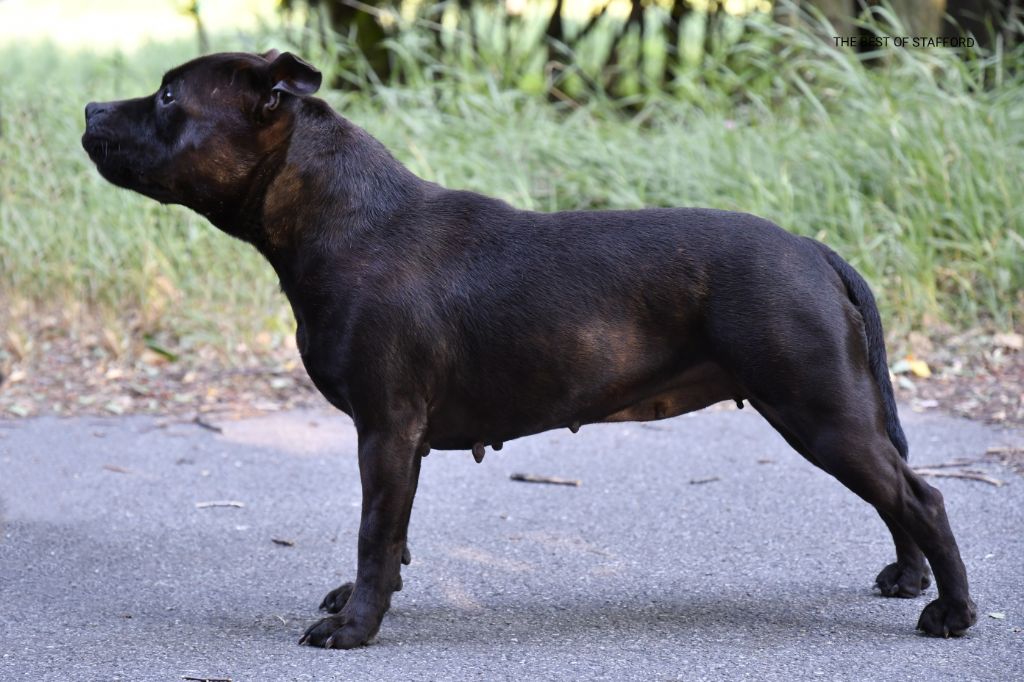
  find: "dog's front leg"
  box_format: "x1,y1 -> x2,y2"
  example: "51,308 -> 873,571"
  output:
301,423 -> 423,649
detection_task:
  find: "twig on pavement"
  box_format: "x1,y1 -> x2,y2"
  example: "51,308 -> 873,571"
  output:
510,473 -> 580,487
914,468 -> 1004,487
195,500 -> 245,509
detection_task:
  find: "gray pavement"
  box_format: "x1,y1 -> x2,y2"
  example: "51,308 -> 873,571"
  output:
1,405 -> 1022,681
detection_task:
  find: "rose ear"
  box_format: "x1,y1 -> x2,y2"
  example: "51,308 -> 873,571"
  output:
267,51 -> 322,97
260,49 -> 281,62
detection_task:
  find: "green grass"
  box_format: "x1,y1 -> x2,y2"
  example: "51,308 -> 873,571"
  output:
1,18 -> 1022,356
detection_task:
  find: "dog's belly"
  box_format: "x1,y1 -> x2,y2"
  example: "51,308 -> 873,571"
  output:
425,359 -> 739,450
597,360 -> 737,422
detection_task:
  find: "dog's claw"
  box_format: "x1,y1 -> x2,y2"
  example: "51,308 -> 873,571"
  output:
402,545 -> 412,565
493,441 -> 503,451
569,421 -> 580,433
472,442 -> 485,463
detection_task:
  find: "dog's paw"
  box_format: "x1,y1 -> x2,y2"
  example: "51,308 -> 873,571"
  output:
875,561 -> 931,598
319,582 -> 355,614
916,597 -> 978,637
299,615 -> 376,649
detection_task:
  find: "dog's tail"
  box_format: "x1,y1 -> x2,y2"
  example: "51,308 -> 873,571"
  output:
817,242 -> 909,460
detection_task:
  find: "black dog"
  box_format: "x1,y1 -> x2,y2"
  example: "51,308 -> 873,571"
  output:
82,51 -> 977,648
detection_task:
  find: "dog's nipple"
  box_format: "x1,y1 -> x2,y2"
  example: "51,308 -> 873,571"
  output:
569,421 -> 581,434
472,442 -> 485,463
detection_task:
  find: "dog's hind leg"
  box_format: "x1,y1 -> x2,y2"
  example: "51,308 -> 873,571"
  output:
735,298 -> 976,637
755,393 -> 975,636
753,405 -> 931,599
710,237 -> 975,635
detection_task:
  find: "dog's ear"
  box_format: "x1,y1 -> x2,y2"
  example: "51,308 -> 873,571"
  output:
267,52 -> 322,98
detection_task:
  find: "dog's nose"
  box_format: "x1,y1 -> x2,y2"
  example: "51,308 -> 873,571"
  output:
84,102 -> 109,124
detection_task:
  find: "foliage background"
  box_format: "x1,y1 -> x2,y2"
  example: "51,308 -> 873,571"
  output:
1,0 -> 1022,367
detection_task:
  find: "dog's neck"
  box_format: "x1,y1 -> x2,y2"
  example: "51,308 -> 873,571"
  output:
209,98 -> 424,283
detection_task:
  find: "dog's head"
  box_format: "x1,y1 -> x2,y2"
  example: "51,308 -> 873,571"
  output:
82,51 -> 321,217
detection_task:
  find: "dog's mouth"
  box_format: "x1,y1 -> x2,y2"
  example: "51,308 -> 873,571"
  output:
81,130 -> 175,202
81,128 -> 110,159
81,127 -> 133,173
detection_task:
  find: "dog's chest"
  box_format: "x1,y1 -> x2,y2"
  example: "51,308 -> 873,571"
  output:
294,319 -> 354,414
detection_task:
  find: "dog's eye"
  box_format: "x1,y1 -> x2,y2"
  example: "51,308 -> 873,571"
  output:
159,86 -> 175,106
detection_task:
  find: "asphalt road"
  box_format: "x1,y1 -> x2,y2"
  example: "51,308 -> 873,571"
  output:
1,406 -> 1022,681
